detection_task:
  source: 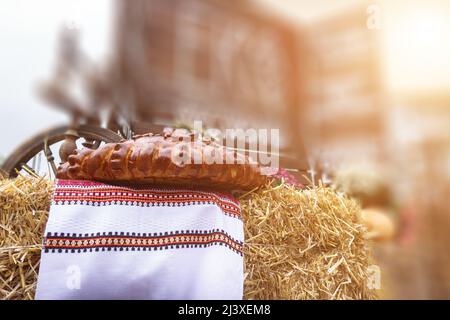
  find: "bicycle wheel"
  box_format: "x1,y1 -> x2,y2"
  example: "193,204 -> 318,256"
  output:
1,124 -> 123,179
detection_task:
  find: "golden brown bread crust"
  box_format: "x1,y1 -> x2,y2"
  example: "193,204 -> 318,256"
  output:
56,130 -> 267,190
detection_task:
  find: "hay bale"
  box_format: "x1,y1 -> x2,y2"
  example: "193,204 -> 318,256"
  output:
0,176 -> 52,299
0,176 -> 376,299
240,182 -> 376,299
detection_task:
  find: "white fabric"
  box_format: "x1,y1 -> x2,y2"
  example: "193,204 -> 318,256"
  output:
36,180 -> 244,300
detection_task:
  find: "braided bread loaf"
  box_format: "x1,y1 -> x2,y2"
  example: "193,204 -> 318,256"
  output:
56,129 -> 267,190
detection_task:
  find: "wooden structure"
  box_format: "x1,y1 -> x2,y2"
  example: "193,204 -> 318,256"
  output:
114,0 -> 307,169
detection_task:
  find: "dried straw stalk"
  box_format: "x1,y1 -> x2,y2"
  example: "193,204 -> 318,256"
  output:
0,176 -> 52,299
240,181 -> 377,300
0,176 -> 376,299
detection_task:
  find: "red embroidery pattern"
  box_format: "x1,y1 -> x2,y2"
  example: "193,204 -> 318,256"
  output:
54,180 -> 240,218
44,230 -> 243,255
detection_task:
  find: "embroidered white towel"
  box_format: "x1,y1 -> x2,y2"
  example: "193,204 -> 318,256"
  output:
35,180 -> 244,300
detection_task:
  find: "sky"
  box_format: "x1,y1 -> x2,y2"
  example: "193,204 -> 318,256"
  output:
0,0 -> 112,157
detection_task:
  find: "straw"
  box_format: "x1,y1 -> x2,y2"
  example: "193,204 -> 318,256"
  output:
0,176 -> 52,299
0,176 -> 376,299
240,180 -> 377,299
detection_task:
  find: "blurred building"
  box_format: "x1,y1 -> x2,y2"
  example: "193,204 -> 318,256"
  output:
115,0 -> 307,169
302,5 -> 384,171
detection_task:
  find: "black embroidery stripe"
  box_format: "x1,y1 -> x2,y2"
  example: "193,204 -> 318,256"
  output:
54,187 -> 239,204
44,230 -> 243,256
55,180 -> 239,207
52,188 -> 240,218
51,199 -> 240,218
53,193 -> 239,210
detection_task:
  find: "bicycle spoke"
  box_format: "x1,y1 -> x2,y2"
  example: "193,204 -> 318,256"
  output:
44,139 -> 58,177
31,154 -> 37,172
36,152 -> 42,174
